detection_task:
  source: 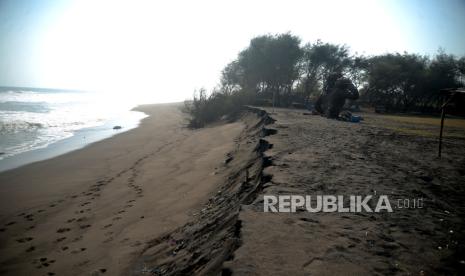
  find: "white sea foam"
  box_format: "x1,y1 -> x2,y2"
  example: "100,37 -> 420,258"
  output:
0,89 -> 145,160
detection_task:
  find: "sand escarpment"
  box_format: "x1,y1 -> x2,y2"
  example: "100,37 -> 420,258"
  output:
131,107 -> 278,275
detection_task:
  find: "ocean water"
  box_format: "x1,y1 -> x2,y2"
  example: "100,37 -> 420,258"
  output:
0,88 -> 147,166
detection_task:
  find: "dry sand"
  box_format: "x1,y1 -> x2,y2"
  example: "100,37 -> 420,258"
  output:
0,103 -> 248,275
1,104 -> 465,275
226,108 -> 465,275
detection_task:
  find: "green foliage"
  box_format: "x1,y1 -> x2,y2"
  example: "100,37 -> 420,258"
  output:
183,88 -> 250,128
365,53 -> 428,111
185,33 -> 465,127
229,33 -> 302,97
365,51 -> 463,112
346,56 -> 369,89
302,41 -> 351,81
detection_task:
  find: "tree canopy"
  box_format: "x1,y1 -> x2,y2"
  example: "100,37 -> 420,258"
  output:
187,33 -> 465,126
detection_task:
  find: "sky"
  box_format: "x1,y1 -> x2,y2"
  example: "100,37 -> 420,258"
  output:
0,0 -> 464,103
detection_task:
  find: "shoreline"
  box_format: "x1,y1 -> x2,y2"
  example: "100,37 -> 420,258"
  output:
0,107 -> 147,172
0,103 -> 251,275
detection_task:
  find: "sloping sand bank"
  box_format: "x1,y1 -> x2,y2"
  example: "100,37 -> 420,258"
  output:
131,107 -> 275,275
0,103 -> 249,275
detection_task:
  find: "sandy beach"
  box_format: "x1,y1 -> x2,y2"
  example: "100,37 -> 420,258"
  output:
1,104 -> 465,275
1,1 -> 464,275
0,103 -> 251,275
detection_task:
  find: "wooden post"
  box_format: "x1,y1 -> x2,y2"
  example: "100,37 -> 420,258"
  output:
437,88 -> 464,158
438,91 -> 460,158
438,105 -> 445,158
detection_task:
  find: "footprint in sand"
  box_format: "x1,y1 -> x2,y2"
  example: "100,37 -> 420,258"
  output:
26,246 -> 35,252
55,237 -> 66,243
102,224 -> 112,229
120,238 -> 130,243
56,228 -> 71,233
77,208 -> 92,214
70,248 -> 87,254
112,216 -> 122,221
16,237 -> 34,243
79,224 -> 91,229
103,237 -> 114,243
72,236 -> 83,242
5,221 -> 16,226
39,257 -> 55,267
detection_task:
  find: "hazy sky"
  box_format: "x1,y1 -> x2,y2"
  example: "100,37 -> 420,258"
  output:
0,0 -> 464,103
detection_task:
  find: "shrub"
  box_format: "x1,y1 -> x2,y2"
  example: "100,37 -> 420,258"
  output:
183,88 -> 250,128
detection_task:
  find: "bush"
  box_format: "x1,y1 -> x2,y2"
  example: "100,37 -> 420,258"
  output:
183,88 -> 250,128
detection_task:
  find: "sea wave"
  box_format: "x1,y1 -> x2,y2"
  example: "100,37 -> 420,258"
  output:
0,101 -> 50,113
0,120 -> 44,133
0,89 -> 140,161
